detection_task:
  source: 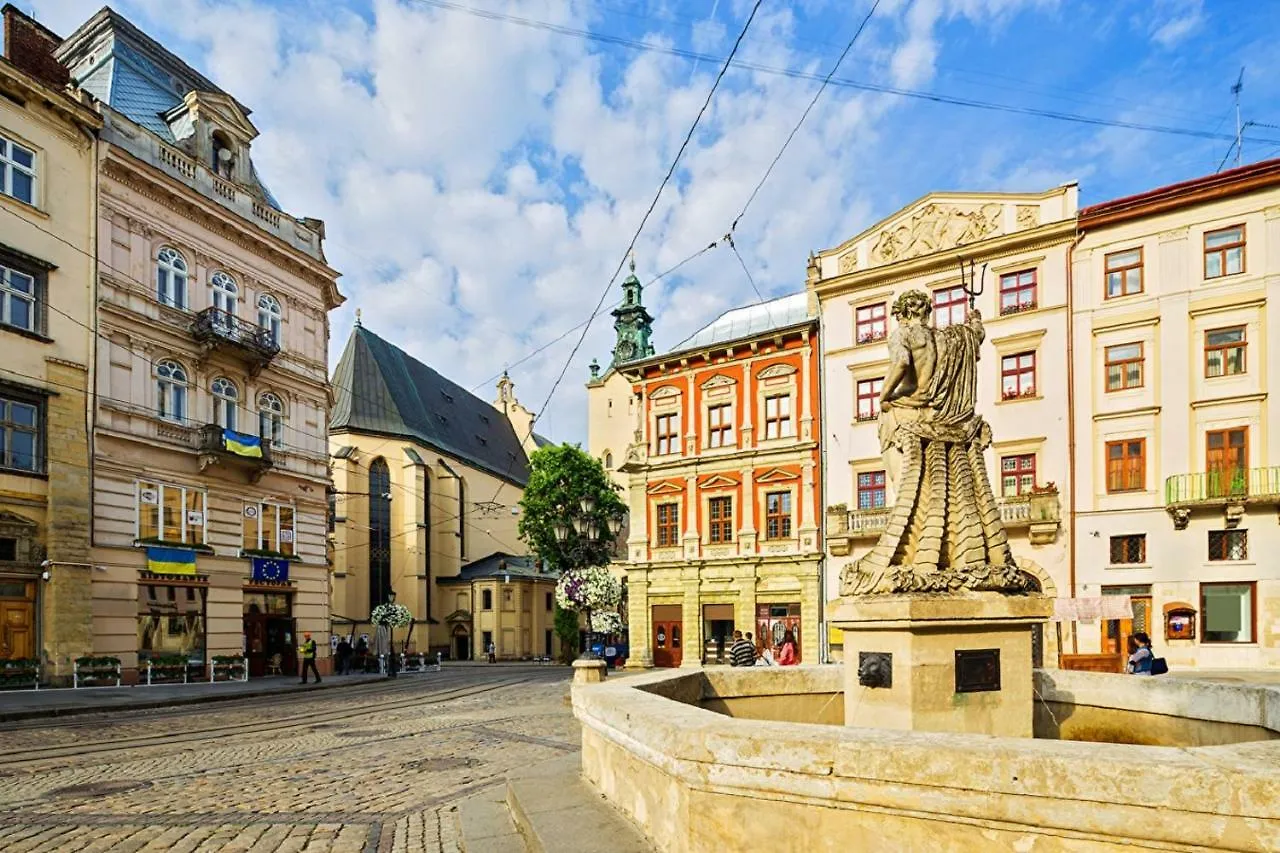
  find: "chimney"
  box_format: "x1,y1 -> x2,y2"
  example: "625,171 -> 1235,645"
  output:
2,4 -> 69,89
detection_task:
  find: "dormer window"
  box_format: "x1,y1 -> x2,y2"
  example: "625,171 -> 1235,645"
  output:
211,130 -> 235,180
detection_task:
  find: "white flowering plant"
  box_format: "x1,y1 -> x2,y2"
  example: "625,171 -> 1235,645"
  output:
590,610 -> 624,635
555,566 -> 622,612
370,602 -> 413,627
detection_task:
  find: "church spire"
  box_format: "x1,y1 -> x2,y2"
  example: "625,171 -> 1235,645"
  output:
610,254 -> 654,366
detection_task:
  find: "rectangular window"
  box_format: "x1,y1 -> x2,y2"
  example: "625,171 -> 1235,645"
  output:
1204,225 -> 1245,279
933,286 -> 967,329
0,263 -> 38,333
1104,248 -> 1143,298
708,495 -> 733,544
1204,327 -> 1246,377
0,133 -> 36,205
0,393 -> 41,473
1109,534 -> 1146,564
137,481 -> 206,545
706,404 -> 732,448
855,302 -> 887,344
545,592 -> 553,611
655,503 -> 680,547
1201,582 -> 1255,643
502,588 -> 514,611
1105,439 -> 1146,492
1208,529 -> 1247,561
856,471 -> 886,509
138,583 -> 205,663
999,269 -> 1037,315
242,501 -> 296,556
655,413 -> 679,456
1000,351 -> 1036,400
855,378 -> 882,422
765,491 -> 792,539
482,589 -> 492,610
764,394 -> 792,439
1104,342 -> 1144,391
1000,454 -> 1036,497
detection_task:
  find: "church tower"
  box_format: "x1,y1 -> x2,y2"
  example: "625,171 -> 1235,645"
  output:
609,256 -> 654,366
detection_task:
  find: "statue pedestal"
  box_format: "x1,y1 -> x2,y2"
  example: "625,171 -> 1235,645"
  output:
831,593 -> 1053,738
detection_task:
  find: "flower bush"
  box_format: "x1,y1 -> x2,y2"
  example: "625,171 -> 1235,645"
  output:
555,566 -> 621,612
590,610 -> 624,635
371,602 -> 413,627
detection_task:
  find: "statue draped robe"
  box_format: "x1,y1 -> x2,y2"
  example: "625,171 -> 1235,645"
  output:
841,317 -> 1032,596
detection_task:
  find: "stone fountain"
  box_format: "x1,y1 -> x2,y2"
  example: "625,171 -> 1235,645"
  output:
831,287 -> 1052,737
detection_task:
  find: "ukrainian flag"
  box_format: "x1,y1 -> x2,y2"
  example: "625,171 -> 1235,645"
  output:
223,429 -> 264,459
146,546 -> 197,575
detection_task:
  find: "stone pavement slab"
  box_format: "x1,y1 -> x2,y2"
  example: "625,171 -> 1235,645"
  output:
457,793 -> 525,853
506,754 -> 652,853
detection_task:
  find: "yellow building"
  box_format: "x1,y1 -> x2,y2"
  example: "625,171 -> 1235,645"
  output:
812,187 -> 1078,663
50,9 -> 343,679
328,323 -> 561,660
0,9 -> 101,677
1072,159 -> 1280,669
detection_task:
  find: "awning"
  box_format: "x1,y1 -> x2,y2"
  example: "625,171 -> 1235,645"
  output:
1162,600 -> 1196,614
1051,596 -> 1134,622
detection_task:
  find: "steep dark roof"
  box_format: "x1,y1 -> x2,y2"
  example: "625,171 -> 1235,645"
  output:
330,326 -> 531,485
436,552 -> 555,584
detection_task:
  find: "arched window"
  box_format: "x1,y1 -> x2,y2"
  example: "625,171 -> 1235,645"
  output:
156,247 -> 188,309
368,458 -> 392,611
211,377 -> 238,431
155,359 -> 188,423
210,271 -> 237,323
457,477 -> 467,560
257,293 -> 282,348
257,392 -> 284,448
604,451 -> 613,469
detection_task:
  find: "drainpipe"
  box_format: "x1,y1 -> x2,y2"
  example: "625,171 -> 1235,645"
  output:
1066,228 -> 1085,654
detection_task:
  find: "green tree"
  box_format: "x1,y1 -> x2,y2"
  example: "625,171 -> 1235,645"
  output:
553,604 -> 581,664
518,443 -> 626,570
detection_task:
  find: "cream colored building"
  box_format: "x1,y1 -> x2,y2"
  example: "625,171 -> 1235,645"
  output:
0,9 -> 101,677
54,9 -> 343,679
328,323 -> 561,661
812,187 -> 1078,662
1072,159 -> 1280,669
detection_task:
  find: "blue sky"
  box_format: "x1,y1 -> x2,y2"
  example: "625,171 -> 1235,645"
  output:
30,0 -> 1280,441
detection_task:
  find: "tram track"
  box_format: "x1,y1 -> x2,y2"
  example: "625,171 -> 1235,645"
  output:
0,672 -> 558,769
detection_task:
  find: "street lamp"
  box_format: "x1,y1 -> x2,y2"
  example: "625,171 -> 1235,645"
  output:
381,588 -> 399,678
553,497 -> 619,661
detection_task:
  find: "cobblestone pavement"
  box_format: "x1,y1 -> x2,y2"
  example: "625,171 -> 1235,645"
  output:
0,667 -> 578,852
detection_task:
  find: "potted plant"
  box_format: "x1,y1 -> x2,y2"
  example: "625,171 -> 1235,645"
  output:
210,654 -> 247,682
145,654 -> 191,684
0,657 -> 39,690
74,655 -> 122,688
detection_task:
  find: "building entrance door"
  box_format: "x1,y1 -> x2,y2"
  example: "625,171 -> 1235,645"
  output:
0,582 -> 34,660
244,612 -> 297,677
651,604 -> 682,668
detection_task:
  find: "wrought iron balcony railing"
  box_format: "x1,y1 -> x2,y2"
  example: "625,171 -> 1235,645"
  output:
191,308 -> 280,373
1164,467 -> 1280,506
196,424 -> 273,481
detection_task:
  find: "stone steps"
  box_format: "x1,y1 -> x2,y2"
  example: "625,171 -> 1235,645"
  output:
458,754 -> 653,853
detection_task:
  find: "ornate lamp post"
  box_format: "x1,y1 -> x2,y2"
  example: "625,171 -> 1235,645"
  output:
552,495 -> 618,660
374,589 -> 400,678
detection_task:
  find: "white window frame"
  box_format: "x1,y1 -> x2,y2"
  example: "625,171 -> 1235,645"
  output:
211,377 -> 238,431
257,391 -> 285,448
0,263 -> 37,332
244,500 -> 296,555
763,394 -> 793,440
0,133 -> 36,206
257,293 -> 283,347
156,247 -> 188,310
210,271 -> 238,321
155,359 -> 188,424
136,480 -> 207,545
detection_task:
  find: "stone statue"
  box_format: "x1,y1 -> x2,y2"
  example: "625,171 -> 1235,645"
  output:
840,289 -> 1033,596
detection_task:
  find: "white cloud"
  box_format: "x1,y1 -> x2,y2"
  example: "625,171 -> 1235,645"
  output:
1148,0 -> 1204,49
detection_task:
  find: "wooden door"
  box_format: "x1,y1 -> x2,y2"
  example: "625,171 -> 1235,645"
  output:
1101,595 -> 1152,655
1206,427 -> 1248,498
651,604 -> 682,668
0,600 -> 33,660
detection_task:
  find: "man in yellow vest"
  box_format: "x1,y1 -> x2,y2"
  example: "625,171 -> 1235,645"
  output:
299,632 -> 321,684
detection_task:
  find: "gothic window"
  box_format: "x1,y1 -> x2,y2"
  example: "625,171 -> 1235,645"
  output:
369,458 -> 392,609
257,294 -> 283,347
423,471 -> 432,577
257,392 -> 284,448
211,377 -> 238,431
156,247 -> 188,309
155,359 -> 188,424
457,477 -> 467,559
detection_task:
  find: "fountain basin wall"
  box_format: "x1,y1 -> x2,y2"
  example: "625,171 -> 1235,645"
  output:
573,666 -> 1280,852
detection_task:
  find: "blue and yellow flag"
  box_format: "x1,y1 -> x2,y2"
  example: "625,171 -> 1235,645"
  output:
223,429 -> 263,458
146,546 -> 196,575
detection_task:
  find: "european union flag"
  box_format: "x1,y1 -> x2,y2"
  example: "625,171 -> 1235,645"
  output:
251,557 -> 289,583
147,546 -> 197,575
224,429 -> 264,458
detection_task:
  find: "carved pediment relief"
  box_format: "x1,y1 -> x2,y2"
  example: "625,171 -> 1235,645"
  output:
755,468 -> 800,483
646,481 -> 684,495
0,511 -> 38,531
183,91 -> 259,142
699,474 -> 739,489
870,202 -> 1003,267
756,363 -> 797,380
700,374 -> 737,390
649,385 -> 681,400
838,250 -> 858,274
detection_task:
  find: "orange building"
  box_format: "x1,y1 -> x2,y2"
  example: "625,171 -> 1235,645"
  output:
604,292 -> 823,667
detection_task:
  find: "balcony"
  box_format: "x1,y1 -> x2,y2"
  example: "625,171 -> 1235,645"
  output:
1163,467 -> 1280,529
197,425 -> 273,482
191,308 -> 280,375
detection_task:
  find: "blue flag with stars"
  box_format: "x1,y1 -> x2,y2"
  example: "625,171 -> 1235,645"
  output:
251,557 -> 289,583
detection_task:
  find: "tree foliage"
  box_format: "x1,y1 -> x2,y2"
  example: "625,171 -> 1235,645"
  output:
553,604 -> 581,664
518,443 -> 626,571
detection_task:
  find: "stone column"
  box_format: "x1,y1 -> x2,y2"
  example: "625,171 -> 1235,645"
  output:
734,573 -> 757,644
679,576 -> 702,668
627,573 -> 652,668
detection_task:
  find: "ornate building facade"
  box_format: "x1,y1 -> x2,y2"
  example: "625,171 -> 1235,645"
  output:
812,187 -> 1078,662
597,289 -> 823,668
328,324 -> 560,661
54,9 -> 343,679
0,8 -> 101,676
1072,160 -> 1280,669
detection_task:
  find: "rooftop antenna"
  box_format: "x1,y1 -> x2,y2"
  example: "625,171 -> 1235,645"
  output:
1233,67 -> 1245,168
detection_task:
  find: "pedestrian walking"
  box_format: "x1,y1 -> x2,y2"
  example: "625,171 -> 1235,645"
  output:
335,636 -> 352,675
487,640 -> 497,664
299,632 -> 322,684
729,630 -> 756,667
